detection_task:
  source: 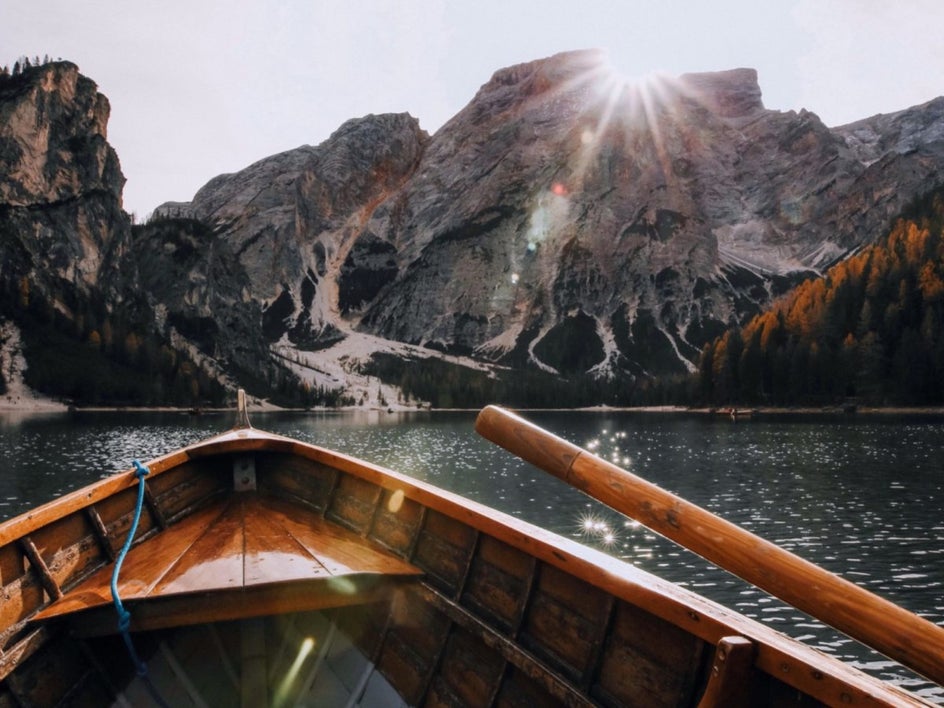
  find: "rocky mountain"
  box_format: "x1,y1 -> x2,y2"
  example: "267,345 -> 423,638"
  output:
0,60 -> 128,314
342,54 -> 944,380
3,52 -> 944,407
0,61 -> 228,406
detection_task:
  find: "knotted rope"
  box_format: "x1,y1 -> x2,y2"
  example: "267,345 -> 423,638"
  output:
110,460 -> 170,707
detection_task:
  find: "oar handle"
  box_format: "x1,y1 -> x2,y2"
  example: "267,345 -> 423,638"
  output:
475,405 -> 944,687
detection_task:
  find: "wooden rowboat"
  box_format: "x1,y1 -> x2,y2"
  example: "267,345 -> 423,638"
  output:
0,398 -> 941,706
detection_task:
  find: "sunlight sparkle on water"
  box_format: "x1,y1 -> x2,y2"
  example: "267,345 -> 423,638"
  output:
586,428 -> 631,468
577,513 -> 619,547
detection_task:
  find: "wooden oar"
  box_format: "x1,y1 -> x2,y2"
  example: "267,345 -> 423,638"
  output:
475,404 -> 944,687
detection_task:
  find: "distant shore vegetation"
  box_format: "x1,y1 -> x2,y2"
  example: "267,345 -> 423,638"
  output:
695,187 -> 944,407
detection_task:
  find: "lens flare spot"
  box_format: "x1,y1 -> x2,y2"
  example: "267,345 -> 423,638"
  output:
300,637 -> 315,657
551,182 -> 568,197
274,637 -> 317,706
387,488 -> 405,513
326,576 -> 358,595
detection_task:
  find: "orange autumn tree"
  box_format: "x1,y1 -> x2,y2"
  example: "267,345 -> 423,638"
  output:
697,189 -> 944,405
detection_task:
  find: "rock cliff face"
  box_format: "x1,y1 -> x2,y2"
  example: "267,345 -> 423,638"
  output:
5,52 -> 944,406
146,114 -> 429,379
0,63 -> 232,406
336,52 -> 944,377
0,61 -> 128,311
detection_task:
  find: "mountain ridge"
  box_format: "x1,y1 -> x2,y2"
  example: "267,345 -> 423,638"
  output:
3,52 -> 944,407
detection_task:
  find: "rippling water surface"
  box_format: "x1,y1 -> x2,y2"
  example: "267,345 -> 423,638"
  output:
1,408 -> 942,702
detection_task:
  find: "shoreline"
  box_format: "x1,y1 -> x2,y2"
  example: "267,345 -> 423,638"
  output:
3,400 -> 944,418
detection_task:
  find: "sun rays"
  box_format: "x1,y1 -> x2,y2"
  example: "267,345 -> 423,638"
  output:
573,51 -> 697,193
487,50 -> 721,359
516,49 -> 706,251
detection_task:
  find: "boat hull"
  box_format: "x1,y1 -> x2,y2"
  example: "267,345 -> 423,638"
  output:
0,426 -> 929,706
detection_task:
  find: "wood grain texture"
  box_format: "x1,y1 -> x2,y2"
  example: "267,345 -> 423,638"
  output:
33,493 -> 422,624
697,636 -> 756,708
476,404 -> 944,689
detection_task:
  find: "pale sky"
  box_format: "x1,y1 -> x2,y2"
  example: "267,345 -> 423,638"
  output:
3,0 -> 943,218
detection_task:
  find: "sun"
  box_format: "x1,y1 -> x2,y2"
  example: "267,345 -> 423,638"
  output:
544,50 -> 684,188
597,50 -> 661,97
499,49 -> 713,297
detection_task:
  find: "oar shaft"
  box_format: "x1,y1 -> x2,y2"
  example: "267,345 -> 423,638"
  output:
475,405 -> 944,687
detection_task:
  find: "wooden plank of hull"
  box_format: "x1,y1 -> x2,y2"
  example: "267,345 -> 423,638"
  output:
0,447 -> 192,547
0,628 -> 53,683
33,493 -> 423,628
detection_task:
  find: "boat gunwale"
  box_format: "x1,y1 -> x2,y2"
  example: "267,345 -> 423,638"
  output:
0,426 -> 932,706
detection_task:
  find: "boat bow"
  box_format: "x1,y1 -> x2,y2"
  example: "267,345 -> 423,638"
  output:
33,492 -> 422,634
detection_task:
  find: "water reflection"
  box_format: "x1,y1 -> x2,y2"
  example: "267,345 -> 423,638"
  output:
1,409 -> 943,701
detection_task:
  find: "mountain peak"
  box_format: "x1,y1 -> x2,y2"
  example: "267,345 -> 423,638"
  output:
678,67 -> 763,118
483,49 -> 605,87
0,60 -> 121,206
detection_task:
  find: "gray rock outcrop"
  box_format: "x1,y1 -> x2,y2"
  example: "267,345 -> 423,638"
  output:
343,51 -> 944,376
0,61 -> 129,309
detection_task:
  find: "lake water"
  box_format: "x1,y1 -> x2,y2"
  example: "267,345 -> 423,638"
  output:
2,408 -> 942,702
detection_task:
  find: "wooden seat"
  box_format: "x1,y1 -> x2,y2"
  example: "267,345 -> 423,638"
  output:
33,494 -> 422,635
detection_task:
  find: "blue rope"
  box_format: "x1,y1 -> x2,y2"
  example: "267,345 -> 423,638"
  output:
110,460 -> 170,708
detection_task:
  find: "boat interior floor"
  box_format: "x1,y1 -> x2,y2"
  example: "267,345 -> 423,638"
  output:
32,492 -> 423,635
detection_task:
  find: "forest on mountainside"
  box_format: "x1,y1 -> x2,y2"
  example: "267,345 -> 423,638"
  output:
3,285 -> 228,407
362,188 -> 944,411
363,353 -> 635,409
696,187 -> 944,406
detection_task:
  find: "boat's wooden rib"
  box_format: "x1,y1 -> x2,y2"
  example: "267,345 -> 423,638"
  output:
82,505 -> 115,562
143,482 -> 169,530
698,635 -> 756,708
0,407 -> 937,706
19,536 -> 63,601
